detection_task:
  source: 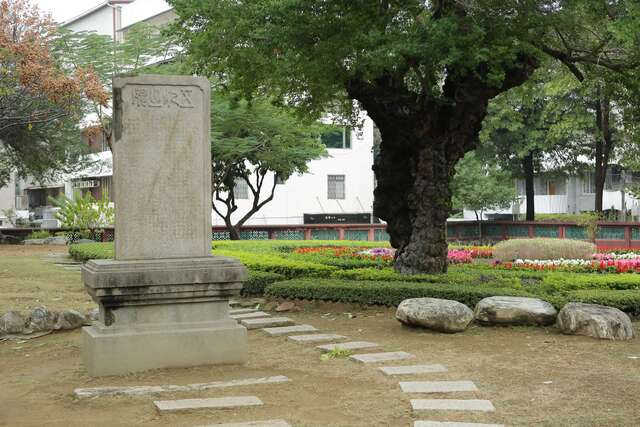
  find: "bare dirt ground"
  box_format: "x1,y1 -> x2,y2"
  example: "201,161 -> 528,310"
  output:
1,245 -> 639,427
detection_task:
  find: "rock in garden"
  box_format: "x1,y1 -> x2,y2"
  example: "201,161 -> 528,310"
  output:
85,308 -> 99,322
275,301 -> 296,312
557,303 -> 634,340
55,309 -> 87,330
396,298 -> 474,333
474,296 -> 557,326
27,306 -> 57,332
0,311 -> 27,334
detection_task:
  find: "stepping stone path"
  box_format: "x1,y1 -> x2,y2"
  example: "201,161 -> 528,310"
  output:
411,399 -> 496,412
414,422 -> 504,427
74,376 -> 290,398
231,311 -> 271,320
196,303 -> 503,426
350,351 -> 414,364
241,317 -> 293,330
200,421 -> 291,427
400,381 -> 478,393
288,333 -> 346,343
262,324 -> 317,336
154,396 -> 263,412
316,341 -> 379,352
380,364 -> 448,376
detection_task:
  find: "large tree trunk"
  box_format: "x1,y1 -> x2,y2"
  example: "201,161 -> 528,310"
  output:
522,151 -> 535,221
373,136 -> 455,274
348,59 -> 537,274
594,91 -> 613,214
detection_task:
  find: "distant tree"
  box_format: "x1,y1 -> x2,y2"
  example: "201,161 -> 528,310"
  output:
0,0 -> 108,187
53,21 -> 177,150
211,95 -> 326,239
452,152 -> 516,232
479,66 -> 587,220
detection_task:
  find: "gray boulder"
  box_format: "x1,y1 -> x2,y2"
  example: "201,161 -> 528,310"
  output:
557,303 -> 634,340
27,306 -> 57,332
55,309 -> 87,330
474,296 -> 557,326
85,307 -> 99,323
0,311 -> 27,334
396,298 -> 474,333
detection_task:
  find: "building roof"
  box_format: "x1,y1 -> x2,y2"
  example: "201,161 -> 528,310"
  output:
62,0 -> 135,27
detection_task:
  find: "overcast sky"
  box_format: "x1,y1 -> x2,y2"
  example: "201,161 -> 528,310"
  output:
32,0 -> 172,27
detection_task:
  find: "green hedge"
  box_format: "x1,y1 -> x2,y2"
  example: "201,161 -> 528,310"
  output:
565,289 -> 640,316
212,240 -> 388,253
266,279 -> 534,308
69,242 -> 114,261
215,250 -> 337,278
242,271 -> 286,296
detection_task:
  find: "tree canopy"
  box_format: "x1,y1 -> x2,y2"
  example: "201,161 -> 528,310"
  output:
452,151 -> 515,221
0,0 -> 107,186
167,1 -> 640,274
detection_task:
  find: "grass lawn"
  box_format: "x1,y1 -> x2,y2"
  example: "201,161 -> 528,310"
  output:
0,245 -> 93,314
0,245 -> 639,426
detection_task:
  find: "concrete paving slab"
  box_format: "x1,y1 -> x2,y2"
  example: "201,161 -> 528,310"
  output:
350,351 -> 414,364
154,396 -> 263,412
288,334 -> 347,343
241,317 -> 294,330
411,399 -> 496,412
379,365 -> 448,376
231,311 -> 271,320
262,324 -> 317,336
75,376 -> 289,398
414,422 -> 504,427
400,381 -> 478,393
316,341 -> 379,353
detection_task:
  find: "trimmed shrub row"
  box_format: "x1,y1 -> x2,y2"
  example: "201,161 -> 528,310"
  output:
69,242 -> 114,261
215,250 -> 337,278
242,271 -> 286,296
266,279 -> 533,308
265,278 -> 640,315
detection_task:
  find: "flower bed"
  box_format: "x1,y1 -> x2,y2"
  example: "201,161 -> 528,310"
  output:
293,246 -> 488,265
495,257 -> 640,273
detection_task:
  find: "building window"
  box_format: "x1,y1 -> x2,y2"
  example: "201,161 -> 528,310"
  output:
234,178 -> 249,199
321,127 -> 351,149
516,179 -> 526,196
328,175 -> 345,199
582,172 -> 595,194
533,178 -> 548,195
548,179 -> 566,195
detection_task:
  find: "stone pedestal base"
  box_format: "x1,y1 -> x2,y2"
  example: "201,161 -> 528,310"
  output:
83,319 -> 246,377
81,256 -> 247,377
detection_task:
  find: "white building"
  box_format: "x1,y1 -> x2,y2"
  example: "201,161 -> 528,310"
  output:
218,120 -> 376,226
463,170 -> 640,220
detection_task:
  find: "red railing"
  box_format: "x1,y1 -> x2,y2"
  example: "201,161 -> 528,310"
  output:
3,221 -> 640,249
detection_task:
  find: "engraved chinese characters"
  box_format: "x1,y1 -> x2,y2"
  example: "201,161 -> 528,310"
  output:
131,86 -> 195,109
112,76 -> 212,260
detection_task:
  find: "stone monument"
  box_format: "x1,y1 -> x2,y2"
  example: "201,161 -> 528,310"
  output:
81,75 -> 247,377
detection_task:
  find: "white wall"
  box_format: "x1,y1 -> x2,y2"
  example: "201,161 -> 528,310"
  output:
213,117 -> 376,225
0,174 -> 16,226
65,6 -> 115,36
